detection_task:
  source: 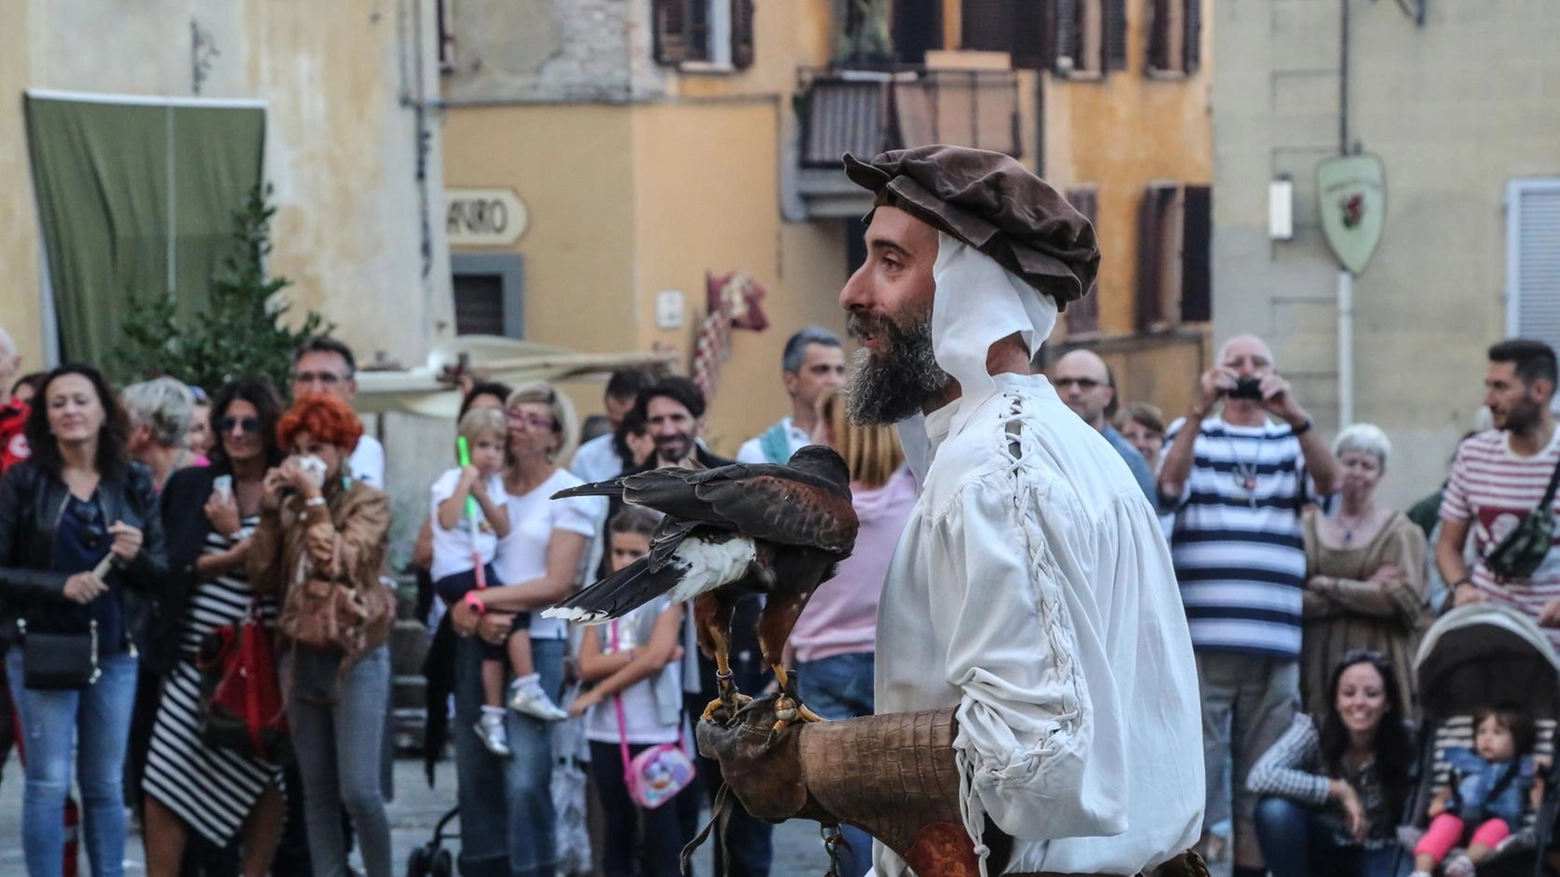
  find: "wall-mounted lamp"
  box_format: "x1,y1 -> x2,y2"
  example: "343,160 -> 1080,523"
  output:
1269,174 -> 1294,241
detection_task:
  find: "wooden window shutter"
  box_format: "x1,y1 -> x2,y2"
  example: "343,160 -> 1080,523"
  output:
1104,0 -> 1128,71
1065,186 -> 1101,334
1134,189 -> 1162,333
1147,0 -> 1171,72
1055,0 -> 1079,72
732,0 -> 755,69
654,0 -> 692,64
1183,0 -> 1202,72
962,0 -> 1013,52
1012,0 -> 1056,71
1180,185 -> 1212,322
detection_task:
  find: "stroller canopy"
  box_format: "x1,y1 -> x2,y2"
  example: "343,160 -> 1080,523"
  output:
1414,603 -> 1560,719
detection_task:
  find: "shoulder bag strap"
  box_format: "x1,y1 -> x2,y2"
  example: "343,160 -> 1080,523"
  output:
1539,452 -> 1560,512
609,620 -> 635,777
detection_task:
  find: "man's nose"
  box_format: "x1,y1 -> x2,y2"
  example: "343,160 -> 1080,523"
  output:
840,265 -> 871,311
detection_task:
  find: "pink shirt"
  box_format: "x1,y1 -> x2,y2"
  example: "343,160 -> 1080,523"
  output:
790,467 -> 918,664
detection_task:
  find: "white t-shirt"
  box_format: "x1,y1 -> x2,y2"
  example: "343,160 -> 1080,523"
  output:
348,434 -> 385,488
570,433 -> 624,484
428,467 -> 508,582
735,416 -> 812,465
494,468 -> 604,639
584,598 -> 683,746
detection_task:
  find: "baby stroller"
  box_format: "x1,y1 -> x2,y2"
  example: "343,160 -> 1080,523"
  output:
1402,603 -> 1560,876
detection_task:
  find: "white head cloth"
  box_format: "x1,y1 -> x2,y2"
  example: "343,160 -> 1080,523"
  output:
897,232 -> 1059,479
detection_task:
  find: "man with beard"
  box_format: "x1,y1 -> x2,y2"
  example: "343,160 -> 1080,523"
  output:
605,376 -> 777,877
1441,339 -> 1560,647
696,146 -> 1204,877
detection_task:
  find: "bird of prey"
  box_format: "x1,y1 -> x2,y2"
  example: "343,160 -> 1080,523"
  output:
543,445 -> 859,733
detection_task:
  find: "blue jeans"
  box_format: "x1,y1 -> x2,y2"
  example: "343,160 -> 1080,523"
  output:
454,634 -> 564,877
1254,796 -> 1407,877
289,646 -> 392,877
6,648 -> 138,877
796,653 -> 876,877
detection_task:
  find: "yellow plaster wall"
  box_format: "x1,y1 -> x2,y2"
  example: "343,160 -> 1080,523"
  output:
671,0 -> 834,100
0,1 -> 42,368
1043,0 -> 1211,336
629,100 -> 847,457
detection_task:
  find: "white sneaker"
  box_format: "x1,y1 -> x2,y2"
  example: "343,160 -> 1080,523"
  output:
508,679 -> 569,722
475,712 -> 513,758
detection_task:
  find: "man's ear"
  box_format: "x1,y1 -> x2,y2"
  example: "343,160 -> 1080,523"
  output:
781,371 -> 800,397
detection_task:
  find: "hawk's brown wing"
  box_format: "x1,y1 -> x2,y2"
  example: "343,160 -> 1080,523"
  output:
622,467 -> 857,555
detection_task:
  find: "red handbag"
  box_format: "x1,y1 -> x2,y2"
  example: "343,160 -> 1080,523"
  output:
197,603 -> 290,763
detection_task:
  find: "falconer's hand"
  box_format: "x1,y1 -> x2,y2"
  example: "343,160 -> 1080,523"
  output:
695,695 -> 825,824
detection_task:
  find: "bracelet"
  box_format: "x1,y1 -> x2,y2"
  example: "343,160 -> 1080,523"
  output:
1290,417 -> 1314,437
304,495 -> 326,508
233,526 -> 256,542
1451,578 -> 1473,591
464,592 -> 487,616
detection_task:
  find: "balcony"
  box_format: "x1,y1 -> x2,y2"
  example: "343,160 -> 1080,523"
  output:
790,65 -> 1021,219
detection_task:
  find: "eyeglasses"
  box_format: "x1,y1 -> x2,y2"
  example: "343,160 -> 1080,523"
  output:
1053,377 -> 1103,391
506,411 -> 556,430
292,371 -> 345,386
1341,649 -> 1388,666
216,416 -> 263,435
188,385 -> 209,404
69,500 -> 106,551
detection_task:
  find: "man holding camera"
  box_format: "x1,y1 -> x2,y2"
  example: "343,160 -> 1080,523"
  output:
1158,333 -> 1338,877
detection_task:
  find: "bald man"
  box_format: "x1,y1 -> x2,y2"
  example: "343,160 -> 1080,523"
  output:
1157,333 -> 1338,876
1052,349 -> 1156,500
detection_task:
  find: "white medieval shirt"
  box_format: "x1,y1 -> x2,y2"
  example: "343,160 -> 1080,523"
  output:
872,235 -> 1203,876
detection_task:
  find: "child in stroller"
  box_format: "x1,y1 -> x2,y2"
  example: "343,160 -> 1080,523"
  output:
1413,706 -> 1549,877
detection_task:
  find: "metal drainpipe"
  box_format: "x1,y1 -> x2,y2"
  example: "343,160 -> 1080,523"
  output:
1336,0 -> 1354,429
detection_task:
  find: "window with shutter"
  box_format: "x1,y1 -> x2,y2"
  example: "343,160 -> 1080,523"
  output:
1103,0 -> 1128,71
732,0 -> 755,68
1147,0 -> 1197,76
1507,179 -> 1560,373
1061,0 -> 1105,76
654,0 -> 693,64
436,0 -> 456,73
893,0 -> 943,64
1181,185 -> 1212,322
1012,0 -> 1056,71
1065,185 -> 1101,335
1055,0 -> 1079,72
962,0 -> 1012,52
1183,0 -> 1202,72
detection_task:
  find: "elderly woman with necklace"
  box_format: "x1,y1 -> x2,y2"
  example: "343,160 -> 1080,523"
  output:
1300,424 -> 1429,714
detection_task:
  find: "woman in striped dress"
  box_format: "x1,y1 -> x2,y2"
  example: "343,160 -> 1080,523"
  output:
142,379 -> 287,877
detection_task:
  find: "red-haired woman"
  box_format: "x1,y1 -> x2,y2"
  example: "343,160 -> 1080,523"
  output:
249,394 -> 395,877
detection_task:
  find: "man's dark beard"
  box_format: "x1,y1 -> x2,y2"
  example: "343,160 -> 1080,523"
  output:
1503,395 -> 1543,435
654,433 -> 695,466
845,312 -> 951,425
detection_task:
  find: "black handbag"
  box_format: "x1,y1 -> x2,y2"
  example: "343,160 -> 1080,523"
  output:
19,618 -> 101,691
1485,456 -> 1560,581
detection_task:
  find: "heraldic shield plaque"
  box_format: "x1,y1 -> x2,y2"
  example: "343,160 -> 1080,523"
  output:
1317,153 -> 1386,276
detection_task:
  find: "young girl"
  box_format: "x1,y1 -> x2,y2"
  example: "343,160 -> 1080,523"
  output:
569,507 -> 691,877
1412,706 -> 1549,877
430,409 -> 564,758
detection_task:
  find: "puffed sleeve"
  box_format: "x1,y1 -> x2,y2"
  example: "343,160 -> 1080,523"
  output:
937,476 -> 1127,841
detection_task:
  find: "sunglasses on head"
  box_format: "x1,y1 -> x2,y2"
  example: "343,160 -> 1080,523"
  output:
216,415 -> 263,435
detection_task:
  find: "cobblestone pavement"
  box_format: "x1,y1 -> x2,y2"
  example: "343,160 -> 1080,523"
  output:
0,755 -> 1231,877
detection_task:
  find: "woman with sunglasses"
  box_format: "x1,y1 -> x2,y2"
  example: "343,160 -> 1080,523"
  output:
143,379 -> 288,877
0,364 -> 169,877
1249,651 -> 1416,877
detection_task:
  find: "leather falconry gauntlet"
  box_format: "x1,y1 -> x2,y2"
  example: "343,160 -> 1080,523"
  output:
695,698 -> 1207,877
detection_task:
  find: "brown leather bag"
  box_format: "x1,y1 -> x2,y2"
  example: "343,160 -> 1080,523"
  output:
278,536 -> 380,656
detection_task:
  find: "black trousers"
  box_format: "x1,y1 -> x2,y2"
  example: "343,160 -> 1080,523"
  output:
590,740 -> 689,877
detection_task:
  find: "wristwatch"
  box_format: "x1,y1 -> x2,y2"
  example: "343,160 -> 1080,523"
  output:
464,592 -> 487,616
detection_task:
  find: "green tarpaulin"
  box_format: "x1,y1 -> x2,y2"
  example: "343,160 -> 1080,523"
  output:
25,91 -> 265,365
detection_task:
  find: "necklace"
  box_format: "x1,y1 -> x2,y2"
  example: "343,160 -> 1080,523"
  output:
1225,428 -> 1267,508
1335,505 -> 1376,546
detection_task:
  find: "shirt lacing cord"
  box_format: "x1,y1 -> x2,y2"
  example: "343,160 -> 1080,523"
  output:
956,744 -> 995,877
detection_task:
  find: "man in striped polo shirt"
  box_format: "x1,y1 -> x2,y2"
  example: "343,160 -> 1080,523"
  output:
1159,333 -> 1339,877
1440,339 -> 1560,643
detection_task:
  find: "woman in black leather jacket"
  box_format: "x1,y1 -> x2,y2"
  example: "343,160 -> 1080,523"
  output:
0,363 -> 168,877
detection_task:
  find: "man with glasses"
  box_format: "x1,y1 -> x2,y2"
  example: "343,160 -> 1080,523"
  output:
1051,349 -> 1156,501
291,336 -> 384,488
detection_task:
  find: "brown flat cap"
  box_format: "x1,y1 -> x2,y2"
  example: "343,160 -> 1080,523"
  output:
843,146 -> 1099,309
